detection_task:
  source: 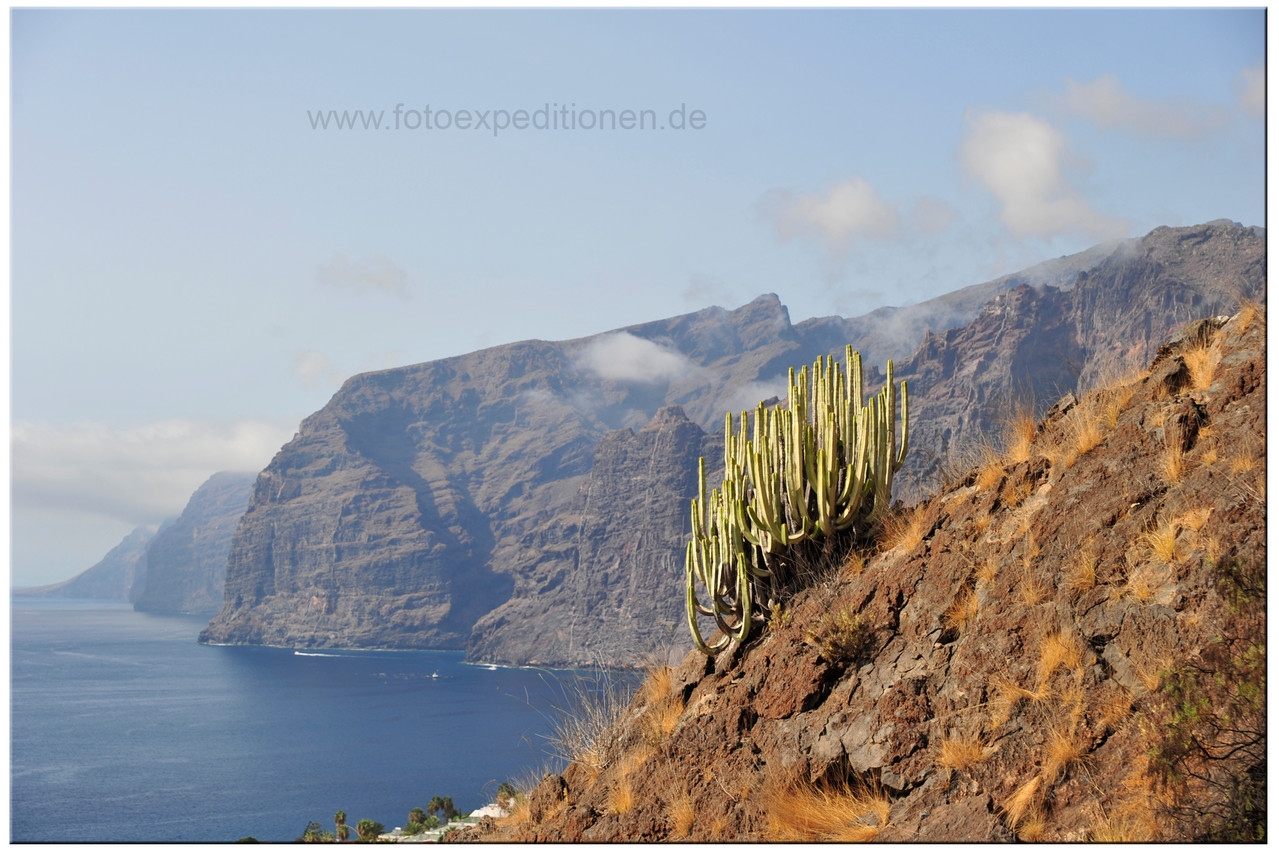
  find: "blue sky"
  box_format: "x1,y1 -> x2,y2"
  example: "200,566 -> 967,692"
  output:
10,7 -> 1266,587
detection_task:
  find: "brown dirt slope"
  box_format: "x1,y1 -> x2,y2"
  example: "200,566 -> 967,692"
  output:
462,304 -> 1265,843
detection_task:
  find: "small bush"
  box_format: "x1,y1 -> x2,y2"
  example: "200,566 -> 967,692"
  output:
764,774 -> 891,842
805,604 -> 869,662
938,734 -> 992,771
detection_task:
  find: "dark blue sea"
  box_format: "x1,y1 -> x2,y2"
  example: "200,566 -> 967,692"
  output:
10,599 -> 597,843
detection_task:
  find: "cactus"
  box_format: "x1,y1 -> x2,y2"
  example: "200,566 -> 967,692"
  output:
685,346 -> 907,655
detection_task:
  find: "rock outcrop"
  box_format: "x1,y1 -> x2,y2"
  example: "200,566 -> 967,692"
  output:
200,221 -> 1263,666
466,305 -> 1266,843
133,471 -> 256,615
13,525 -> 156,601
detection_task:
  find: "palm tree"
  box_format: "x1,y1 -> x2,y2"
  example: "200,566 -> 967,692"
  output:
334,810 -> 346,840
355,819 -> 384,841
408,807 -> 427,827
441,796 -> 457,822
427,796 -> 444,821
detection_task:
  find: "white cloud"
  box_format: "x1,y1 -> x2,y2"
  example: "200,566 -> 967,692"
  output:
960,110 -> 1128,241
1235,66 -> 1265,119
316,252 -> 410,296
11,418 -> 296,526
577,332 -> 699,384
767,176 -> 901,249
1061,74 -> 1232,138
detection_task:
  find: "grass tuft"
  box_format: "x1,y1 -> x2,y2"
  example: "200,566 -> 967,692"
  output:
938,734 -> 992,771
666,790 -> 695,838
764,775 -> 891,842
942,586 -> 980,632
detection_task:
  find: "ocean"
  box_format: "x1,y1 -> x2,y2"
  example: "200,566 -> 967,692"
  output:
10,599 -> 608,843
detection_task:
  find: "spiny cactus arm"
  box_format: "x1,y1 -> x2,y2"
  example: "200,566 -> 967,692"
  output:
685,542 -> 728,654
895,379 -> 909,472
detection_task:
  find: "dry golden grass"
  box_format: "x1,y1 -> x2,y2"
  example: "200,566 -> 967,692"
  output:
877,503 -> 928,553
1096,686 -> 1133,730
942,586 -> 980,632
1199,444 -> 1220,467
1160,443 -> 1185,483
975,457 -> 1005,491
1018,575 -> 1050,607
643,692 -> 685,744
1140,515 -> 1183,564
975,557 -> 998,587
1174,506 -> 1212,533
1133,657 -> 1172,693
1037,629 -> 1084,687
1123,564 -> 1169,604
1233,298 -> 1262,334
840,549 -> 867,577
988,677 -> 1035,730
1229,452 -> 1256,474
1069,408 -> 1105,457
1003,775 -> 1043,830
1018,806 -> 1048,841
1042,723 -> 1084,780
666,791 -> 696,838
606,777 -> 635,815
639,664 -> 673,709
971,509 -> 994,536
765,776 -> 891,842
496,794 -> 534,829
1004,402 -> 1038,465
1064,542 -> 1097,594
1000,476 -> 1033,509
938,734 -> 992,771
1183,337 -> 1221,391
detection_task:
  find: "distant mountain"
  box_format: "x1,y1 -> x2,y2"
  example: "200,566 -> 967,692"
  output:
199,221 -> 1265,665
13,525 -> 157,601
132,471 -> 257,615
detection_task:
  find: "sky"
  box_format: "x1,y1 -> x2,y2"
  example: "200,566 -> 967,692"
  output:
9,7 -> 1268,588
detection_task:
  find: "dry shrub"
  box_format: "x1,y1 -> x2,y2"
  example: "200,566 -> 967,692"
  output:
765,775 -> 891,842
666,790 -> 695,838
547,669 -> 636,770
877,503 -> 928,553
840,549 -> 866,577
938,734 -> 992,771
1123,562 -> 1171,604
806,604 -> 869,662
975,456 -> 1005,491
1018,806 -> 1048,841
1174,506 -> 1212,533
1200,444 -> 1220,467
639,664 -> 672,708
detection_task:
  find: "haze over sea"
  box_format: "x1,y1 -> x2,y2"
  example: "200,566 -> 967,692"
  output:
11,599 -> 594,843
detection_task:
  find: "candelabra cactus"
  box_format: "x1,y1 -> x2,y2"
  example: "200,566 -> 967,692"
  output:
685,346 -> 908,655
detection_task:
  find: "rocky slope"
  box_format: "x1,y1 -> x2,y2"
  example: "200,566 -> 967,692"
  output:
200,221 -> 1263,665
465,304 -> 1265,843
133,471 -> 256,614
13,525 -> 156,601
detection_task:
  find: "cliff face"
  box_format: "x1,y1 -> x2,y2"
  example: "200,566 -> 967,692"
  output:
467,406 -> 717,667
201,221 -> 1263,666
469,305 -> 1266,843
133,471 -> 256,615
199,297 -> 815,651
14,525 -> 156,601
